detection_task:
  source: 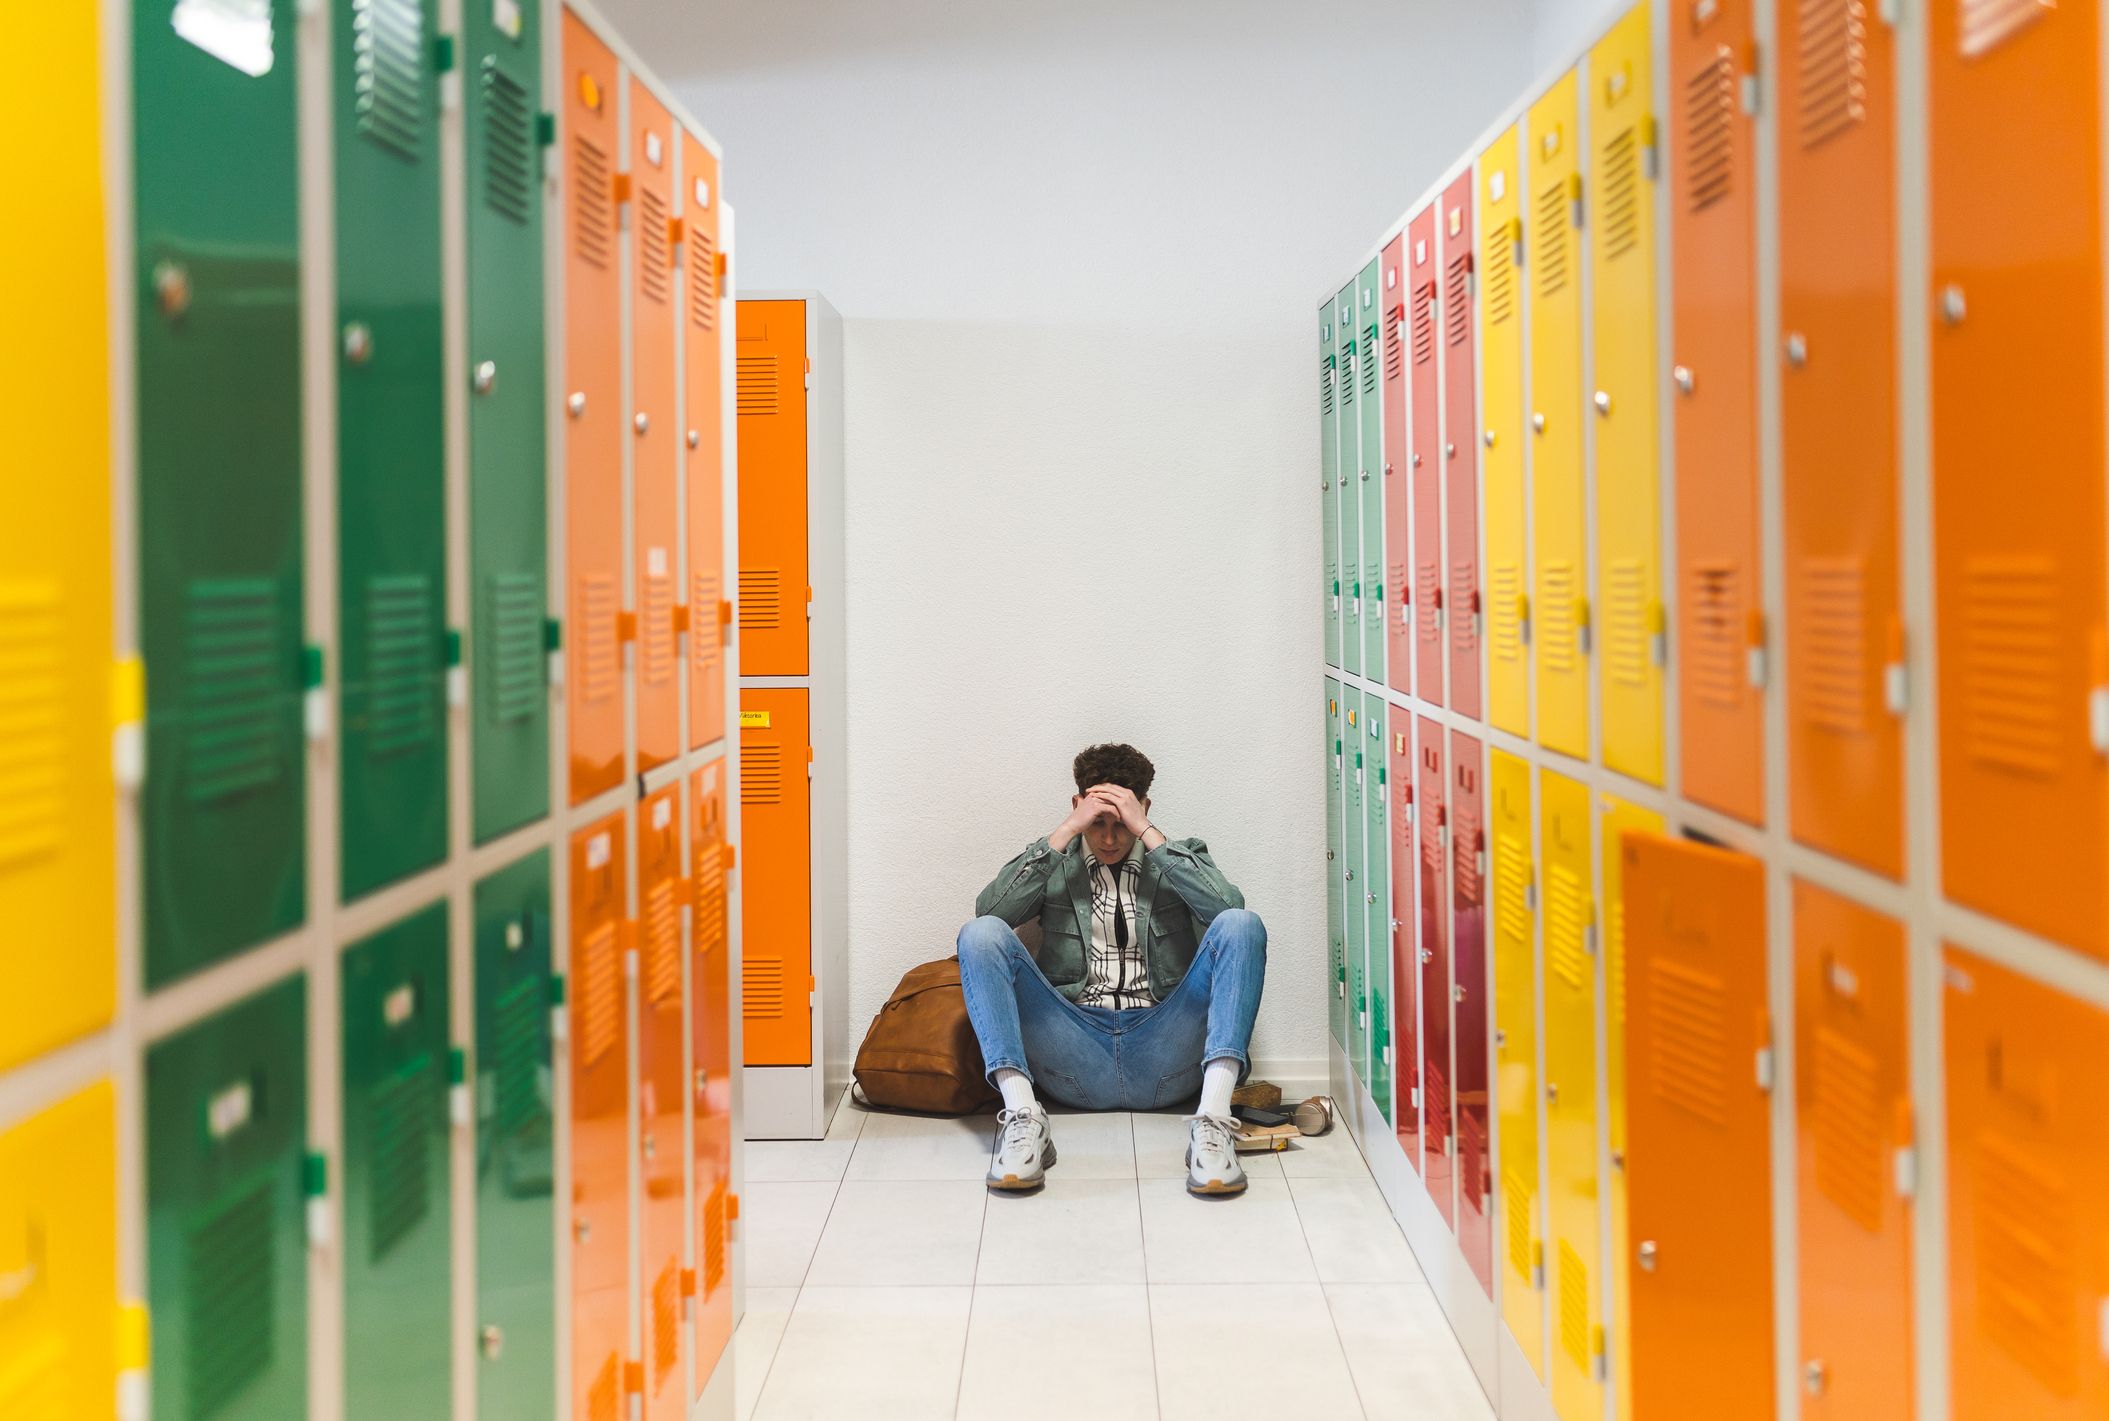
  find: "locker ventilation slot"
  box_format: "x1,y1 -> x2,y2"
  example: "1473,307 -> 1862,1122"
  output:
480,59 -> 534,225
638,185 -> 671,305
352,0 -> 426,160
1459,1110 -> 1487,1201
691,571 -> 723,671
0,582 -> 64,865
703,1181 -> 728,1292
1425,1063 -> 1451,1137
182,578 -> 285,804
1689,563 -> 1745,709
366,575 -> 437,754
1557,1242 -> 1590,1368
1683,48 -> 1736,213
1362,324 -> 1379,396
689,229 -> 717,330
581,574 -> 619,706
1383,308 -> 1405,382
742,742 -> 784,805
644,876 -> 680,1002
1607,892 -> 1630,1043
1491,562 -> 1524,665
738,570 -> 783,631
737,355 -> 781,415
1494,834 -> 1530,943
1814,1026 -> 1884,1232
1484,223 -> 1514,325
743,956 -> 786,1020
492,975 -> 544,1137
488,571 -> 544,723
1796,0 -> 1868,148
369,1056 -> 435,1259
1319,355 -> 1335,417
1540,562 -> 1579,674
1411,283 -> 1436,366
1503,1169 -> 1533,1279
1960,557 -> 2059,777
694,837 -> 728,954
1958,0 -> 2053,58
1339,343 -> 1354,408
184,1177 -> 276,1419
1444,255 -> 1471,346
642,568 -> 676,686
1534,182 -> 1570,297
578,923 -> 620,1065
1975,1131 -> 2076,1392
653,1261 -> 680,1384
0,1332 -> 64,1420
1547,864 -> 1588,991
1799,557 -> 1869,732
1646,957 -> 1729,1125
1453,813 -> 1483,902
1600,126 -> 1642,260
1450,566 -> 1477,658
572,137 -> 612,269
1417,561 -> 1442,644
587,1355 -> 620,1421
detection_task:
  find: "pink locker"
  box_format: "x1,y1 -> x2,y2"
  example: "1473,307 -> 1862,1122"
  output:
1409,206 -> 1445,704
1451,728 -> 1492,1291
1419,716 -> 1454,1225
1390,718 -> 1421,1171
1442,173 -> 1482,718
1384,233 -> 1413,690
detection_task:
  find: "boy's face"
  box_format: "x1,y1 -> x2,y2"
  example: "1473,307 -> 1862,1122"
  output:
1074,793 -> 1149,865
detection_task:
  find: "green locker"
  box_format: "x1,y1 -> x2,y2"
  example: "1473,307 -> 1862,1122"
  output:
474,852 -> 556,1421
1357,259 -> 1385,677
467,0 -> 551,842
1321,304 -> 1341,669
342,902 -> 452,1419
1364,695 -> 1393,1121
336,0 -> 449,898
135,0 -> 307,986
145,977 -> 308,1421
1337,281 -> 1363,678
1345,692 -> 1369,1077
1326,679 -> 1346,1047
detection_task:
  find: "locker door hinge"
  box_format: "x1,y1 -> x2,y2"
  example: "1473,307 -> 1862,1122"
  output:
1893,1098 -> 1917,1198
1525,873 -> 1538,911
1648,601 -> 1668,670
613,172 -> 633,207
303,645 -> 329,744
1755,1013 -> 1776,1092
1745,610 -> 1768,690
436,34 -> 462,111
808,745 -> 816,779
1507,216 -> 1525,271
545,617 -> 564,687
1877,0 -> 1901,26
1567,173 -> 1585,230
1592,1328 -> 1609,1381
805,358 -> 813,390
112,655 -> 146,790
1530,1241 -> 1545,1291
721,842 -> 737,870
538,111 -> 558,179
617,610 -> 638,644
1883,619 -> 1908,717
2091,684 -> 2109,756
1411,1085 -> 1421,1110
549,973 -> 569,1043
116,1300 -> 150,1421
1518,591 -> 1532,647
807,586 -> 816,621
1576,597 -> 1592,656
445,627 -> 467,709
448,1047 -> 472,1127
673,603 -> 692,635
1584,915 -> 1599,957
1640,114 -> 1660,181
1739,41 -> 1762,118
304,1153 -> 331,1249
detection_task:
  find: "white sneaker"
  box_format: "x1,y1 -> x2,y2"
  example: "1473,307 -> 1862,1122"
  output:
1185,1113 -> 1247,1196
987,1106 -> 1055,1191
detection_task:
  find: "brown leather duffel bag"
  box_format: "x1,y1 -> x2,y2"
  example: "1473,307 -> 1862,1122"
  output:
852,957 -> 999,1115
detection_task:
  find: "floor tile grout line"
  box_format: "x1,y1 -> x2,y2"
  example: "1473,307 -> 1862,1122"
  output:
1317,1281 -> 1378,1421
954,1172 -> 991,1420
1132,1113 -> 1169,1420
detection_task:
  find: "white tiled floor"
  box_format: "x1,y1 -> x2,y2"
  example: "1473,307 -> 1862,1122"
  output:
735,1095 -> 1494,1420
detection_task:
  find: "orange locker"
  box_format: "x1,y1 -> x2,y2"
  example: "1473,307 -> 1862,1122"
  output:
681,130 -> 727,750
1442,173 -> 1482,721
1622,832 -> 1773,1421
1944,946 -> 2109,1417
569,811 -> 629,1421
1671,0 -> 1762,823
630,81 -> 681,772
563,11 -> 625,805
1780,0 -> 1903,878
1418,717 -> 1453,1223
737,301 -> 810,677
1383,233 -> 1413,691
1794,883 -> 1912,1420
1930,0 -> 2109,955
742,688 -> 812,1066
1389,716 -> 1421,1172
690,760 -> 735,1384
637,783 -> 686,1419
1409,206 -> 1445,705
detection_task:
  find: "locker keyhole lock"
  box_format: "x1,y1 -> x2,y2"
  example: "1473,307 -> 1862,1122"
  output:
1545,1081 -> 1559,1103
695,1068 -> 710,1095
343,322 -> 374,365
1672,364 -> 1695,395
634,411 -> 651,434
1804,1360 -> 1827,1397
644,1132 -> 657,1160
1444,441 -> 1456,459
1637,1239 -> 1658,1272
1361,468 -> 1371,482
481,1324 -> 505,1361
473,360 -> 498,394
1784,333 -> 1808,369
687,428 -> 700,449
1532,412 -> 1547,434
1494,1028 -> 1507,1047
1483,429 -> 1496,448
1939,284 -> 1967,327
1593,390 -> 1612,416
567,391 -> 587,417
1411,452 -> 1423,469
154,261 -> 191,319
1419,947 -> 1433,965
575,1219 -> 591,1243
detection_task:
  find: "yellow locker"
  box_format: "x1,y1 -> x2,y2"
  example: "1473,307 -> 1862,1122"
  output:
1491,750 -> 1544,1372
0,0 -> 115,1071
1482,124 -> 1531,738
1600,794 -> 1664,1421
0,1083 -> 118,1416
1540,769 -> 1599,1421
1590,3 -> 1665,786
1529,74 -> 1590,760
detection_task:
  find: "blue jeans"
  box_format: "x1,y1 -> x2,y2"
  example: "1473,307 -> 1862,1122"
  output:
956,910 -> 1268,1110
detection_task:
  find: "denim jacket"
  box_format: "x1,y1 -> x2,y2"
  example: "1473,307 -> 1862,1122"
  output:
973,834 -> 1245,1002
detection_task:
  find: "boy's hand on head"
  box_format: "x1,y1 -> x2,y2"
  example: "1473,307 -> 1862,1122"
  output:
1086,784 -> 1150,836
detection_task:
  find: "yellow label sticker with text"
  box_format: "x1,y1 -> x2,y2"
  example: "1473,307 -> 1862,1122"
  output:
740,710 -> 772,728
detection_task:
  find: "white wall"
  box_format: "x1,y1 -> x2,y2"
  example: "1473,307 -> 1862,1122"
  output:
1533,0 -> 1627,71
601,0 -> 1538,1080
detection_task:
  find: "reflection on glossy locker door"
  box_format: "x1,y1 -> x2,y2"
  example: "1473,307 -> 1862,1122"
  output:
1345,696 -> 1369,1081
1408,206 -> 1444,705
1530,74 -> 1589,759
1,0 -> 114,1066
1389,714 -> 1420,1170
1590,4 -> 1665,787
1327,682 -> 1348,1049
1781,0 -> 1902,879
1600,795 -> 1664,1421
1672,0 -> 1762,822
683,129 -> 727,750
638,783 -> 687,1418
1481,124 -> 1530,737
1491,751 -> 1543,1372
1322,303 -> 1342,670
1540,769 -> 1599,1421
1359,259 -> 1387,679
1382,235 -> 1413,689
631,81 -> 681,772
1930,0 -> 2108,956
1365,698 -> 1394,1120
1451,731 -> 1491,1292
1943,947 -> 2109,1417
1795,883 -> 1912,1421
1418,718 -> 1453,1224
737,300 -> 812,677
1624,833 -> 1774,1421
0,1083 -> 117,1418
570,812 -> 629,1421
1337,282 -> 1364,680
1443,175 -> 1483,720
744,689 -> 814,1066
690,760 -> 735,1386
563,10 -> 625,805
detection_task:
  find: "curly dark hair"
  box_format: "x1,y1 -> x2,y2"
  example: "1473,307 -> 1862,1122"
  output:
1072,743 -> 1155,799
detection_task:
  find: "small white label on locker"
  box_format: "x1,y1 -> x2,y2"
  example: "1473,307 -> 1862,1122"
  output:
1694,0 -> 1719,23
384,984 -> 417,1027
207,1081 -> 253,1140
507,921 -> 525,950
173,0 -> 274,77
1415,240 -> 1427,266
1449,208 -> 1462,237
1489,171 -> 1506,202
1542,128 -> 1560,158
1362,289 -> 1372,308
648,546 -> 668,578
1387,267 -> 1397,290
494,0 -> 522,39
646,132 -> 664,167
694,178 -> 712,209
588,833 -> 611,870
653,797 -> 673,830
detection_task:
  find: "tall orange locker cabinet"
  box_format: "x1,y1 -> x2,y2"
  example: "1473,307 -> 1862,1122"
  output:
637,783 -> 687,1420
683,132 -> 728,751
738,294 -> 849,1138
569,813 -> 630,1421
631,84 -> 683,773
1930,0 -> 2109,958
691,760 -> 736,1379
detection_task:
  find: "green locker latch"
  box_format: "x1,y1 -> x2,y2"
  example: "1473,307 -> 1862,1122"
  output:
549,972 -> 568,1044
445,627 -> 466,709
449,1047 -> 470,1127
302,644 -> 327,743
545,616 -> 563,687
304,1152 -> 330,1248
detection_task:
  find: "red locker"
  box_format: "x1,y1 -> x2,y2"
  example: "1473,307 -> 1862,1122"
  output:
637,783 -> 686,1418
1409,207 -> 1445,705
690,760 -> 734,1385
681,129 -> 726,750
1389,719 -> 1421,1172
1418,716 -> 1453,1225
1383,233 -> 1413,691
630,80 -> 680,772
1944,947 -> 2109,1417
1671,0 -> 1763,823
1931,0 -> 2108,955
1451,729 -> 1492,1292
569,811 -> 628,1421
1441,174 -> 1483,720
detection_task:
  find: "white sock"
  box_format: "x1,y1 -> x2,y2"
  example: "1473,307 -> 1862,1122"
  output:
1197,1058 -> 1239,1119
994,1068 -> 1038,1114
